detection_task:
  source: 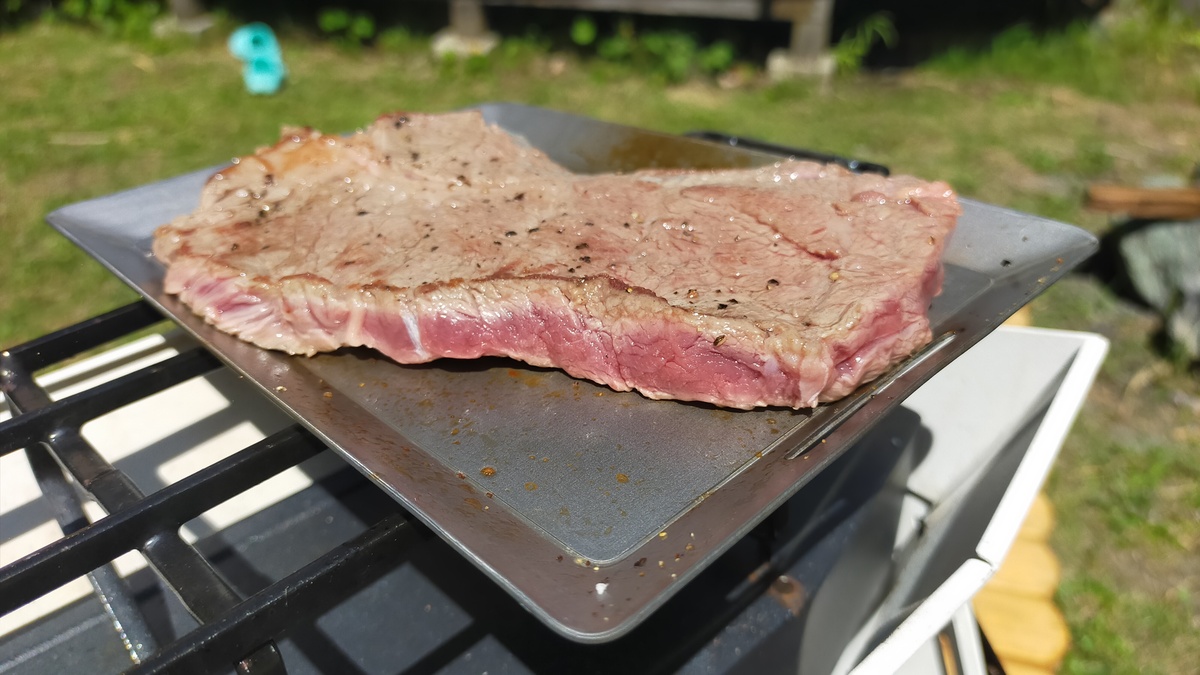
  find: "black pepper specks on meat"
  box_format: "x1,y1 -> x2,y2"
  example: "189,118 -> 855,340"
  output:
494,240 -> 503,246
393,116 -> 409,128
230,243 -> 239,251
568,267 -> 575,273
579,256 -> 591,263
431,246 -> 439,252
717,303 -> 728,310
505,231 -> 517,237
728,298 -> 738,304
527,227 -> 540,233
575,242 -> 589,250
623,222 -> 631,228
410,151 -> 420,161
767,279 -> 780,287
457,174 -> 471,187
357,210 -> 368,216
512,192 -> 525,201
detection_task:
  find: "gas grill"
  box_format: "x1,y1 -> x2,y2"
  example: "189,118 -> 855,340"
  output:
1,107 -> 1108,674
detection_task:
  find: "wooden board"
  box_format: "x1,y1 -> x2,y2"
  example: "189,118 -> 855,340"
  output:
975,493 -> 1070,672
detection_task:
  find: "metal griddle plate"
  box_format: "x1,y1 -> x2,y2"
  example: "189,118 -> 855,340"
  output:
46,103 -> 1097,642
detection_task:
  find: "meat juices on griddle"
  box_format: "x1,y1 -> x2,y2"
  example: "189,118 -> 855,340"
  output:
153,111 -> 960,410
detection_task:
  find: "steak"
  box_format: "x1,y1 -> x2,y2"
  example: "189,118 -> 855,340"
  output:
153,111 -> 960,409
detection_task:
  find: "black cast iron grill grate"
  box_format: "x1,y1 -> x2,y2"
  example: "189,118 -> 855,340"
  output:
0,302 -> 420,674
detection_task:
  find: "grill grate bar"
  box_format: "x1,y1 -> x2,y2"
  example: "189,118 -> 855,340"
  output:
1,302 -> 427,674
0,302 -> 287,673
0,426 -> 325,616
23,441 -> 159,664
0,348 -> 221,458
128,513 -> 418,675
2,301 -> 164,373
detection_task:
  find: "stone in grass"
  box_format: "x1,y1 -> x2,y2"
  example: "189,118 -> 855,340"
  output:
1119,219 -> 1200,359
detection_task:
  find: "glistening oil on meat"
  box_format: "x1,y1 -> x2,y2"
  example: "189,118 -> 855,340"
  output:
152,111 -> 960,409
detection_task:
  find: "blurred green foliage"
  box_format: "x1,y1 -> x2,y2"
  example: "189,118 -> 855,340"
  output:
833,12 -> 896,73
317,6 -> 375,48
568,15 -> 738,82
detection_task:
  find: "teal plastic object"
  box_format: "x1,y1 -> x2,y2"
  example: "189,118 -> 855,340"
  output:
228,23 -> 286,95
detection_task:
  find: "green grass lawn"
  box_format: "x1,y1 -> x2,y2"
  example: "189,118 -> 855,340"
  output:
2,9 -> 1198,673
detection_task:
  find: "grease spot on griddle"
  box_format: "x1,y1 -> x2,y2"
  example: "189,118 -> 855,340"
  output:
584,131 -> 755,174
